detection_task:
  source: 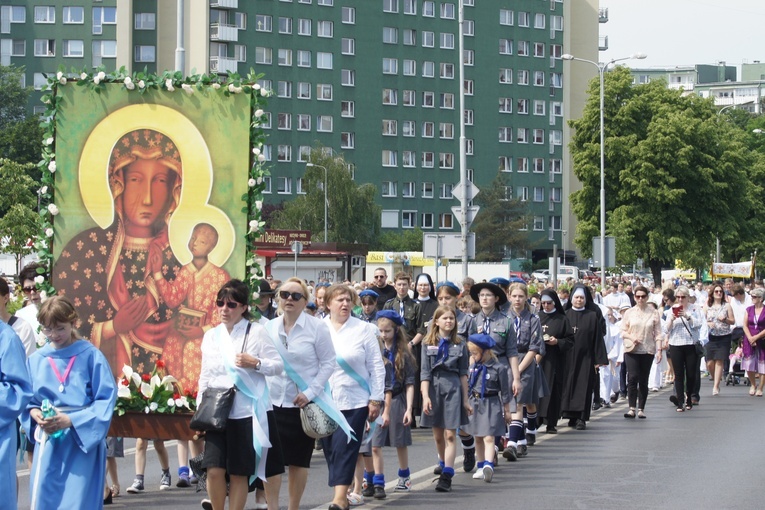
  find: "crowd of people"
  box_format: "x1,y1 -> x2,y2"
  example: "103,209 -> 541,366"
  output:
2,262 -> 765,510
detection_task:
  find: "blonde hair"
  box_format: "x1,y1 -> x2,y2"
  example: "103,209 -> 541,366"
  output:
424,306 -> 459,346
37,296 -> 79,339
324,284 -> 359,307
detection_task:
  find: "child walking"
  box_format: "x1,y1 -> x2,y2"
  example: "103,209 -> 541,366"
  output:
421,306 -> 472,492
463,334 -> 512,483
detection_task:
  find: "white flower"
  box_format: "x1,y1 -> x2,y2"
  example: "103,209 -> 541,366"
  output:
254,83 -> 261,90
47,204 -> 59,216
149,402 -> 159,411
175,398 -> 185,408
40,186 -> 48,195
93,76 -> 101,85
260,88 -> 269,97
257,154 -> 265,162
212,83 -> 221,90
250,267 -> 257,274
254,109 -> 264,118
56,72 -> 63,80
97,71 -> 106,81
122,365 -> 134,379
144,406 -> 150,414
125,82 -> 135,90
80,72 -> 87,80
167,398 -> 176,407
138,79 -> 146,89
182,83 -> 194,94
165,79 -> 175,91
59,77 -> 67,86
255,200 -> 263,209
151,374 -> 162,388
228,83 -> 236,93
117,386 -> 131,399
44,137 -> 54,146
48,161 -> 56,173
34,275 -> 44,284
124,76 -> 132,85
140,382 -> 154,398
131,373 -> 141,387
256,177 -> 263,185
249,220 -> 258,232
252,291 -> 260,300
248,178 -> 256,187
252,147 -> 261,156
45,228 -> 54,238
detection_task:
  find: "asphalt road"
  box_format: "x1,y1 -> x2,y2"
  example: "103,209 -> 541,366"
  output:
17,376 -> 763,509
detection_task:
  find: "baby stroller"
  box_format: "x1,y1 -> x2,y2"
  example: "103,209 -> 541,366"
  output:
726,346 -> 747,386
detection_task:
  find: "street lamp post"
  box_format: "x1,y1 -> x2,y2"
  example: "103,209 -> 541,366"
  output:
562,52 -> 646,288
306,163 -> 328,242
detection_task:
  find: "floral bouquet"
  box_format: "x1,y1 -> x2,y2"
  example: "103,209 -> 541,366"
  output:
115,360 -> 197,416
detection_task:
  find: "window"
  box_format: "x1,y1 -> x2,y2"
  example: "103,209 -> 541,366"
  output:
316,52 -> 332,69
277,176 -> 292,193
439,93 -> 454,109
439,153 -> 454,169
550,130 -> 563,145
403,59 -> 416,76
261,113 -> 272,129
422,31 -> 434,48
278,113 -> 292,130
342,38 -> 355,55
439,123 -> 454,139
422,122 -> 434,138
298,146 -> 311,163
297,82 -> 311,99
383,58 -> 398,74
316,115 -> 333,133
464,19 -> 474,36
550,159 -> 562,174
404,0 -> 417,14
517,158 -> 529,173
551,187 -> 562,202
499,68 -> 513,84
277,81 -> 292,98
534,100 -> 546,116
382,119 -> 398,136
422,92 -> 434,108
534,42 -> 545,58
402,151 -> 416,167
439,213 -> 454,229
341,100 -> 355,117
2,5 -> 26,30
403,29 -> 416,46
278,49 -> 292,66
279,17 -> 292,34
535,13 -> 546,29
318,0 -> 333,5
316,83 -> 331,100
500,9 -> 514,25
422,61 -> 435,78
464,109 -> 474,125
465,139 -> 474,155
382,151 -> 398,168
518,11 -> 530,27
92,6 -> 116,35
440,3 -> 455,19
341,69 -> 355,86
402,183 -> 415,198
63,6 -> 84,24
383,0 -> 399,13
262,176 -> 272,194
423,1 -> 435,17
63,40 -> 83,58
383,26 -> 398,44
34,6 -> 55,23
517,98 -> 529,114
402,211 -> 416,228
499,39 -> 513,55
421,213 -> 434,229
552,102 -> 563,117
551,44 -> 562,59
499,98 -> 512,113
519,186 -> 529,202
256,15 -> 272,32
342,7 -> 355,24
277,145 -> 292,162
296,50 -> 310,67
297,178 -> 306,194
255,47 -> 272,64
341,132 -> 355,149
549,216 -> 562,231
533,158 -> 545,173
533,187 -> 545,202
422,183 -> 434,198
298,18 -> 311,35
296,114 -> 310,130
534,71 -> 545,86
499,156 -> 511,172
440,183 -> 453,198
134,45 -> 155,62
34,39 -> 55,56
381,210 -> 399,228
422,152 -> 434,168
517,70 -> 529,85
33,73 -> 47,90
318,20 -> 333,37
440,63 -> 454,79
235,12 -> 247,29
382,181 -> 397,197
382,88 -> 397,105
9,39 -> 25,56
464,49 -> 474,66
402,121 -> 415,137
498,127 -> 512,143
551,72 -> 563,88
262,145 -> 272,161
516,128 -> 528,144
533,216 -> 544,231
440,32 -> 454,49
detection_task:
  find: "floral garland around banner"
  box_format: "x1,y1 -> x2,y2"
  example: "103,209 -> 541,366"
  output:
34,66 -> 269,309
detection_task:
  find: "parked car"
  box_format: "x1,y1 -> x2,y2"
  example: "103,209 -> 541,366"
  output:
580,270 -> 598,283
531,269 -> 549,282
508,271 -> 530,282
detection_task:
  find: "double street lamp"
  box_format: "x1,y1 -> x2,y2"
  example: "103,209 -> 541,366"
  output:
305,162 -> 328,242
562,52 -> 647,288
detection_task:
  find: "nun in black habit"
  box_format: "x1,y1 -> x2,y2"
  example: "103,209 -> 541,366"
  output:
561,283 -> 608,430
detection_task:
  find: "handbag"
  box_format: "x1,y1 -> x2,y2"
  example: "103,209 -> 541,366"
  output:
623,337 -> 636,353
190,323 -> 251,432
678,316 -> 704,357
300,401 -> 339,439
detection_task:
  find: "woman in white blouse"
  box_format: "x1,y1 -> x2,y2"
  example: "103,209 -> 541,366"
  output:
264,277 -> 337,510
197,279 -> 283,510
322,284 -> 386,510
663,286 -> 702,412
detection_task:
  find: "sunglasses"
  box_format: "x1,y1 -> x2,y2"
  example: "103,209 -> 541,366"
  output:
279,291 -> 305,301
634,294 -> 647,299
216,300 -> 241,309
714,290 -> 723,293
22,286 -> 38,293
374,275 -> 387,279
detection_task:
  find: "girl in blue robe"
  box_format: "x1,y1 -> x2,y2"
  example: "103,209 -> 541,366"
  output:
0,321 -> 33,510
22,296 -> 117,510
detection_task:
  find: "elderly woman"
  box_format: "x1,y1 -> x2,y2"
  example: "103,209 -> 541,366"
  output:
663,285 -> 702,412
743,287 -> 765,396
264,277 -> 339,510
537,289 -> 574,434
322,284 -> 386,510
197,279 -> 284,510
703,282 -> 735,396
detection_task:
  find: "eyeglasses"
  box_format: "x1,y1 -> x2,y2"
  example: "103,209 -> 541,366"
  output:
676,295 -> 688,300
279,291 -> 305,301
634,294 -> 647,299
216,300 -> 241,309
22,286 -> 37,294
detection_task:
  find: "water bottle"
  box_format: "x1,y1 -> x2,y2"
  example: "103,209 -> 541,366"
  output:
41,399 -> 63,439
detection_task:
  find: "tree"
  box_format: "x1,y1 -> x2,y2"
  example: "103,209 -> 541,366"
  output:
0,158 -> 38,218
0,65 -> 27,130
373,228 -> 424,251
569,67 -> 751,284
269,149 -> 381,244
0,159 -> 39,274
0,204 -> 39,275
470,171 -> 531,262
0,65 -> 43,166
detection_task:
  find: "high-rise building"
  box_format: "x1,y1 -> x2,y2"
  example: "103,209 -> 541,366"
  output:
1,0 -> 599,263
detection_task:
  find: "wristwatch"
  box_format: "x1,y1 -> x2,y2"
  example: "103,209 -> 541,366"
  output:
368,400 -> 383,407
254,359 -> 262,371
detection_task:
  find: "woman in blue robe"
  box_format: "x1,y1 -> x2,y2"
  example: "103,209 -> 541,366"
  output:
0,321 -> 33,510
22,296 -> 117,510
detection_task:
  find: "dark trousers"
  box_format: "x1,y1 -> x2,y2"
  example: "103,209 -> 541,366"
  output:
619,362 -> 627,395
625,353 -> 654,409
668,344 -> 699,407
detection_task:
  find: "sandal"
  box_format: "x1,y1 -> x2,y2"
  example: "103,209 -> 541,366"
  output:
110,485 -> 120,498
347,492 -> 364,507
750,387 -> 756,396
637,410 -> 646,419
623,409 -> 636,419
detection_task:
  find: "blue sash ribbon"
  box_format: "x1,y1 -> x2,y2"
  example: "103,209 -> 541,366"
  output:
335,352 -> 378,444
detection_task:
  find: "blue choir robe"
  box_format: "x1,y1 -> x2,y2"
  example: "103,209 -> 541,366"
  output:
22,340 -> 117,510
0,322 -> 33,510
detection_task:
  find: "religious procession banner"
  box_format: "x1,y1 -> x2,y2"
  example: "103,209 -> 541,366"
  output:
36,70 -> 269,389
711,261 -> 754,279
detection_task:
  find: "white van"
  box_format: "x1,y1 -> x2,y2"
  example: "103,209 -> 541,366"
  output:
556,265 -> 580,282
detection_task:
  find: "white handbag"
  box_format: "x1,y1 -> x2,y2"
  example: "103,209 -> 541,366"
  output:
300,402 -> 339,439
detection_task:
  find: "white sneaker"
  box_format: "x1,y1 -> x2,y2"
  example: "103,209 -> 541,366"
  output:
482,464 -> 494,483
394,476 -> 411,492
472,469 -> 484,479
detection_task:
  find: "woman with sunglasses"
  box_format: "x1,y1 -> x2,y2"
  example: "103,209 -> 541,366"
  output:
198,279 -> 284,510
663,286 -> 703,412
703,283 -> 734,396
742,287 -> 765,396
620,285 -> 663,419
264,277 -> 339,510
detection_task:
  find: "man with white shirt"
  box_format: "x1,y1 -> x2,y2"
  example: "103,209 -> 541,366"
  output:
728,283 -> 750,377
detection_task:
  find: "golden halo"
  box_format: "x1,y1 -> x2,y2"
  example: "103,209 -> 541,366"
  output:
78,104 -> 235,267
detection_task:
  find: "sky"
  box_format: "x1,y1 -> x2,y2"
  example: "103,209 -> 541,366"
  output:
603,0 -> 765,71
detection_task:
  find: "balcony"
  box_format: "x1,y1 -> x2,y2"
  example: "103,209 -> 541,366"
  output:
599,8 -> 609,23
599,35 -> 609,51
210,56 -> 238,75
210,0 -> 238,8
210,23 -> 238,42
